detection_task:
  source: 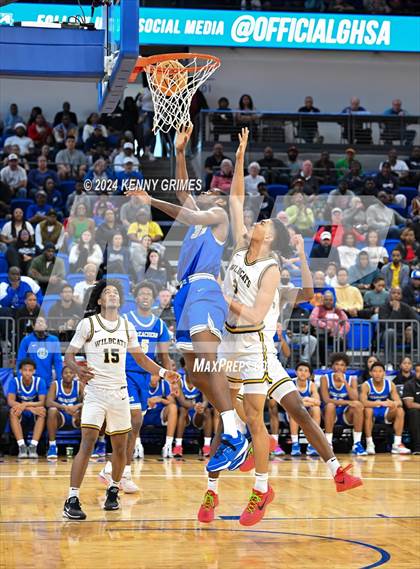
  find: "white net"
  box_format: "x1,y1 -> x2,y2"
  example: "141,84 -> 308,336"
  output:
144,55 -> 220,133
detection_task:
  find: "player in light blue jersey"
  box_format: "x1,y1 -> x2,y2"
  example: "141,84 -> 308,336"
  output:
320,353 -> 367,456
289,362 -> 321,457
7,358 -> 47,459
46,366 -> 83,459
128,126 -> 248,473
361,361 -> 410,455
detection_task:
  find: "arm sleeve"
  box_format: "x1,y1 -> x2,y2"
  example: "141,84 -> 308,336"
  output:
69,319 -> 90,350
127,321 -> 140,349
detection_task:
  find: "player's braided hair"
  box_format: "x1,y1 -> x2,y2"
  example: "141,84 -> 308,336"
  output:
84,279 -> 125,316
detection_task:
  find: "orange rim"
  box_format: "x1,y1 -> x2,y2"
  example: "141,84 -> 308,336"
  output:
129,52 -> 221,83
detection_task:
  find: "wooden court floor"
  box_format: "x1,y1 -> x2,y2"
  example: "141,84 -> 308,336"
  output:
0,454 -> 419,569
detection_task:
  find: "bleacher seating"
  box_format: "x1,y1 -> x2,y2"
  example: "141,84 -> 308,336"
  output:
10,199 -> 34,216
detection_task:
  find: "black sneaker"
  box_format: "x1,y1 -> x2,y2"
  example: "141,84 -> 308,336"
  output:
63,497 -> 87,520
104,485 -> 120,511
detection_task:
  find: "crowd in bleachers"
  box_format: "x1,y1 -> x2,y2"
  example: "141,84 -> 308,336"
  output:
0,93 -> 419,458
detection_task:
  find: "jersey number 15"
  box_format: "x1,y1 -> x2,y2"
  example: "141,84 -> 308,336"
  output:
103,348 -> 120,363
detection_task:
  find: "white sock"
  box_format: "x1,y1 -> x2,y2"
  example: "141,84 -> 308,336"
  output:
68,487 -> 79,498
17,439 -> 25,447
204,437 -> 212,446
326,433 -> 333,445
353,432 -> 362,445
254,472 -> 269,493
30,440 -> 38,447
104,460 -> 112,474
394,435 -> 402,446
207,477 -> 219,493
326,456 -> 340,477
135,437 -> 142,446
291,435 -> 299,444
165,436 -> 173,447
271,434 -> 278,442
235,410 -> 247,434
49,440 -> 56,447
366,437 -> 373,445
123,465 -> 131,478
109,479 -> 120,488
220,410 -> 237,438
175,438 -> 183,447
98,435 -> 105,443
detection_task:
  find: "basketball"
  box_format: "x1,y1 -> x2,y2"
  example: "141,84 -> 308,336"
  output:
151,59 -> 188,97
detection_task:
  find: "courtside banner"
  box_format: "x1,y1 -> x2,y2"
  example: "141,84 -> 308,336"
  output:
1,4 -> 419,53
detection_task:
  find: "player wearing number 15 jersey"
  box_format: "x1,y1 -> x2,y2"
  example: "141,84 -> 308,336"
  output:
63,280 -> 180,521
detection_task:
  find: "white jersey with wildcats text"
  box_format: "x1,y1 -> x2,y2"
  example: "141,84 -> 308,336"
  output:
70,314 -> 140,389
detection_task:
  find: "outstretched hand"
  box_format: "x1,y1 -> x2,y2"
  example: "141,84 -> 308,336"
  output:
175,124 -> 193,153
291,233 -> 305,257
124,189 -> 151,205
236,127 -> 249,159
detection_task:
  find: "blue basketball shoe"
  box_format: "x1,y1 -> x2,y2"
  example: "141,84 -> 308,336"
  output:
47,444 -> 58,459
92,440 -> 107,458
291,442 -> 301,456
206,432 -> 248,472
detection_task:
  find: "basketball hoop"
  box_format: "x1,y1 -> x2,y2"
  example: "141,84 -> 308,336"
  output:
129,53 -> 221,133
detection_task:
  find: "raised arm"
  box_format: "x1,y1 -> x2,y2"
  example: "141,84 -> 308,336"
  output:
175,125 -> 198,211
281,234 -> 314,305
230,127 -> 249,247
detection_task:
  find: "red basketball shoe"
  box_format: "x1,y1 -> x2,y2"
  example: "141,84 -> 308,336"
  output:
239,486 -> 275,526
334,464 -> 363,493
239,437 -> 277,472
197,490 -> 219,523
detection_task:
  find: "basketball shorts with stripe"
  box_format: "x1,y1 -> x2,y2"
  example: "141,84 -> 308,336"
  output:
81,384 -> 131,435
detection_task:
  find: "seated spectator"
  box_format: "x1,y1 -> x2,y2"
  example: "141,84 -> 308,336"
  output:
27,114 -> 52,148
4,123 -> 34,157
3,103 -> 24,135
338,232 -> 360,269
82,113 -> 108,143
244,162 -> 266,196
310,230 -> 340,271
7,358 -> 47,458
95,209 -> 124,250
364,276 -> 389,314
103,232 -> 132,276
210,159 -> 234,194
141,249 -> 169,289
235,94 -> 260,139
340,97 -> 371,145
375,162 -> 406,208
120,194 -> 149,230
327,180 -> 355,211
361,229 -> 389,268
28,242 -> 66,294
348,251 -> 381,293
361,361 -> 410,455
129,234 -> 151,275
27,190 -> 52,226
35,210 -> 64,252
342,160 -> 365,193
17,316 -> 62,387
294,160 -> 319,195
402,364 -> 420,454
381,248 -> 410,290
53,113 -> 77,146
285,192 -> 315,236
315,208 -> 364,247
286,145 -> 302,178
297,96 -> 320,143
309,292 -> 350,362
66,202 -> 95,242
113,141 -> 140,173
359,176 -> 378,197
204,143 -> 229,190
84,158 -> 113,186
6,228 -> 36,276
27,106 -> 43,127
128,207 -> 163,244
257,146 -> 287,185
0,153 -> 27,198
152,288 -> 176,330
43,178 -> 63,214
380,148 -> 410,183
53,101 -> 78,127
405,146 -> 420,187
212,97 -> 235,142
45,366 -> 83,459
116,157 -> 144,192
15,291 -> 40,345
0,207 -> 34,252
335,268 -> 364,316
92,194 -> 117,220
396,227 -> 420,265
366,192 -> 406,239
48,284 -> 83,342
394,356 -> 415,386
84,126 -> 110,160
55,136 -> 88,180
343,197 -> 368,235
68,230 -> 103,273
378,287 -> 419,367
335,147 -> 357,179
27,156 -> 59,194
256,182 -> 274,221
0,266 -> 42,311
402,269 -> 420,314
313,151 -> 337,186
65,181 -> 90,216
73,262 -> 98,305
325,262 -> 338,287
382,102 -> 416,146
